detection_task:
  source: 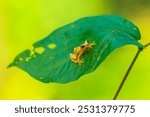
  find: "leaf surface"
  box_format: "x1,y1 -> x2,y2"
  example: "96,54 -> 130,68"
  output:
8,15 -> 143,83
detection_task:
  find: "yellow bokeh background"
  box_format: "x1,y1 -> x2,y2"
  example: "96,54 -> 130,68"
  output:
0,0 -> 150,99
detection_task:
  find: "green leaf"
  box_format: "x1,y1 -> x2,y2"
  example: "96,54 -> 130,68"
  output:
8,15 -> 143,83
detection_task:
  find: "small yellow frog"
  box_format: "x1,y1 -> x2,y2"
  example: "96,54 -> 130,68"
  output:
70,40 -> 95,64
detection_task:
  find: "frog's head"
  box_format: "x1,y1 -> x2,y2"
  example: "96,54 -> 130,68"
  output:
74,47 -> 81,52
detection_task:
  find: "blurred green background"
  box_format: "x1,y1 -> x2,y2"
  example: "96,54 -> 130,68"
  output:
0,0 -> 150,100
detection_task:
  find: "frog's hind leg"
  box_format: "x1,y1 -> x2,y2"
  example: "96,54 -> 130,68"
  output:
70,53 -> 77,60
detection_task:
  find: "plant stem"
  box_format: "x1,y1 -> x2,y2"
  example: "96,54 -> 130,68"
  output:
113,42 -> 150,100
144,42 -> 150,48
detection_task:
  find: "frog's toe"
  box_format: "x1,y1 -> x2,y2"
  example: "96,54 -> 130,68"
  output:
79,59 -> 84,64
92,42 -> 96,45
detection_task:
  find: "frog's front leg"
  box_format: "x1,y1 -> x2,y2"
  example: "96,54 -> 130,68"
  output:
76,53 -> 84,64
88,41 -> 96,48
70,53 -> 77,62
91,41 -> 96,46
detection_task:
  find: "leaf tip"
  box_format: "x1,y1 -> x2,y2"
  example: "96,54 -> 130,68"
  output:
7,63 -> 14,68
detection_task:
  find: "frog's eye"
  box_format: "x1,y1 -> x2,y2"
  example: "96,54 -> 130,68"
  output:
81,45 -> 85,48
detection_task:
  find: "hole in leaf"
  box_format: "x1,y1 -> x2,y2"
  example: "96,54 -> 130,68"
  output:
48,43 -> 56,49
33,55 -> 36,58
30,50 -> 35,56
34,47 -> 45,54
19,58 -> 23,61
25,57 -> 31,62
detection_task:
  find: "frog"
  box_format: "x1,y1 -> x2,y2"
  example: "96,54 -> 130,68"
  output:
70,40 -> 95,64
